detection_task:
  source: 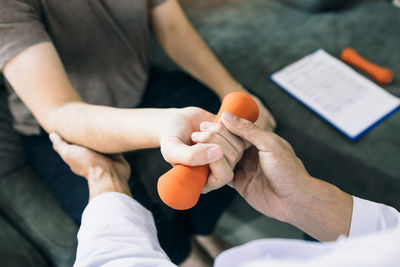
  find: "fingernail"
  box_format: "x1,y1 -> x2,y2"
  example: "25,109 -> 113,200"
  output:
49,133 -> 57,143
200,121 -> 212,130
222,112 -> 236,123
207,146 -> 222,161
191,132 -> 200,140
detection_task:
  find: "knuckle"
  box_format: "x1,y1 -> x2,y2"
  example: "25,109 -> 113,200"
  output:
207,181 -> 219,191
60,147 -> 68,157
213,123 -> 223,132
226,169 -> 234,181
203,131 -> 214,141
181,106 -> 200,118
215,167 -> 234,182
188,106 -> 206,117
184,106 -> 197,113
234,150 -> 243,164
237,140 -> 246,152
196,132 -> 212,143
271,134 -> 283,147
227,150 -> 238,164
208,175 -> 224,190
239,118 -> 255,130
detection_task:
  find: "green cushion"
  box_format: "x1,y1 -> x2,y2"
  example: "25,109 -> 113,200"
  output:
0,168 -> 78,267
0,86 -> 78,267
0,215 -> 49,267
0,86 -> 25,177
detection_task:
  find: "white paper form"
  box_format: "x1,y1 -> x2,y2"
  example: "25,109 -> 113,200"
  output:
270,49 -> 400,140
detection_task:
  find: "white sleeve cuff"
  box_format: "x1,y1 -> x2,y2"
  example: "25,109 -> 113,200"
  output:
75,192 -> 173,267
349,196 -> 400,237
79,192 -> 157,241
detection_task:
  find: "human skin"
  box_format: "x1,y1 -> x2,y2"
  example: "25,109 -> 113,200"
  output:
49,133 -> 131,202
192,112 -> 353,242
51,110 -> 353,243
3,0 -> 274,167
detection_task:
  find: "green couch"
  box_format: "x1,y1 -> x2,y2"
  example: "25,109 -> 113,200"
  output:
0,81 -> 77,266
1,0 -> 399,265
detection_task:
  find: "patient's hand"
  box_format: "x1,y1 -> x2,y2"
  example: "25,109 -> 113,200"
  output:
159,107 -> 224,167
191,121 -> 246,193
50,133 -> 131,201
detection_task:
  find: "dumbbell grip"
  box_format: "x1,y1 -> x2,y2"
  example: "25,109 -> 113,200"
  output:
157,92 -> 259,210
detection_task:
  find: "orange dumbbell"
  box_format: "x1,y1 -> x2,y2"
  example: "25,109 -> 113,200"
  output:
157,92 -> 259,210
341,48 -> 394,85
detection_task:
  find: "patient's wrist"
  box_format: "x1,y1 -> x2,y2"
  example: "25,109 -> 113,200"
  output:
87,167 -> 132,201
157,108 -> 180,146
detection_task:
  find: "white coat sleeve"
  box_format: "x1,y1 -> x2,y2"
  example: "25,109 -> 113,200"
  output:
349,196 -> 400,237
74,192 -> 176,267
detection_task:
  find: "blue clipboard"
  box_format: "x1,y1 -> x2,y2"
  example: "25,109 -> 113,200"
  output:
269,52 -> 400,141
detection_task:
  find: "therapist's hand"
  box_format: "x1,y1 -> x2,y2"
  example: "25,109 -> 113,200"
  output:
250,94 -> 276,132
220,112 -> 353,241
220,112 -> 309,221
50,133 -> 131,201
191,121 -> 246,193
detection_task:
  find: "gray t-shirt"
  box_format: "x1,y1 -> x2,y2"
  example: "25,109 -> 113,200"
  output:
0,0 -> 165,134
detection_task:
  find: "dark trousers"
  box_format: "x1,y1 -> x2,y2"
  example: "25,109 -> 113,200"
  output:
20,70 -> 235,264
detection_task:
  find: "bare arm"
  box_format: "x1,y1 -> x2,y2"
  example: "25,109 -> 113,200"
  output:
151,0 -> 245,98
151,0 -> 276,130
3,42 -> 222,166
3,42 -> 169,153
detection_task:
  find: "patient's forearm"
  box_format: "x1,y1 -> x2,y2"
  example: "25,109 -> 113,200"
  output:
285,177 -> 353,242
49,103 -> 175,153
3,42 -> 175,154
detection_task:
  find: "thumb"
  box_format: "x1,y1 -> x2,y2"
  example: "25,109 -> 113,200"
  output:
161,136 -> 223,166
220,112 -> 274,152
49,132 -> 69,159
49,133 -> 85,167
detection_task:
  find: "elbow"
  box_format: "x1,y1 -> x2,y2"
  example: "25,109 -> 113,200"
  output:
32,111 -> 58,135
38,101 -> 84,134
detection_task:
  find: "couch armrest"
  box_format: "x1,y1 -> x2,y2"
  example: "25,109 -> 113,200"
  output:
0,214 -> 50,266
0,168 -> 78,267
0,84 -> 78,267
